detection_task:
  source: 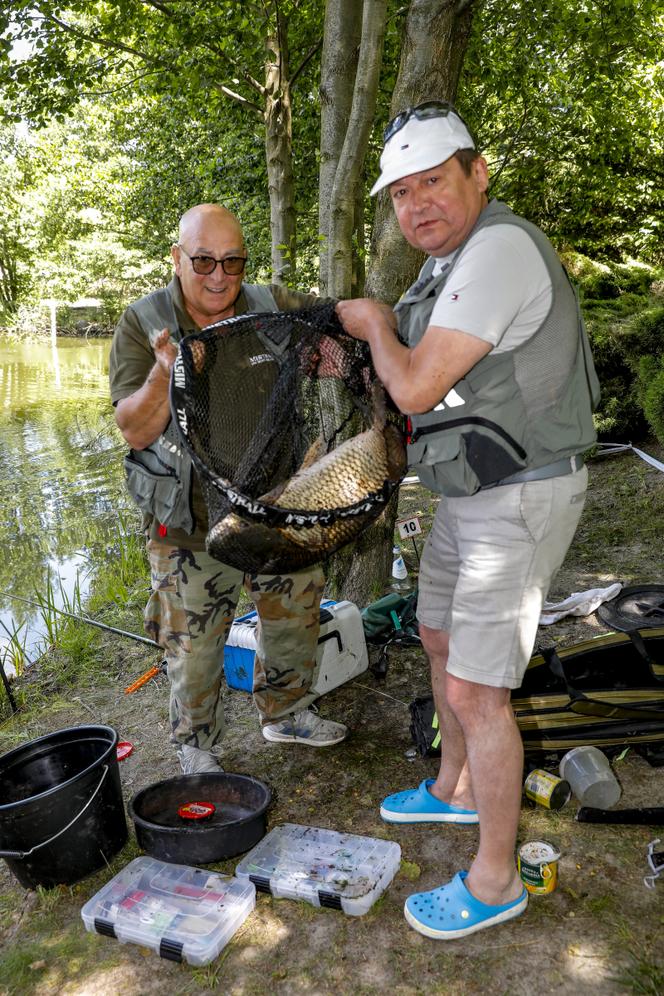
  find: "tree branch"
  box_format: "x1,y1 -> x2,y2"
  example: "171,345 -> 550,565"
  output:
217,84 -> 264,117
81,67 -> 170,97
39,12 -> 161,65
489,105 -> 530,189
290,38 -> 322,89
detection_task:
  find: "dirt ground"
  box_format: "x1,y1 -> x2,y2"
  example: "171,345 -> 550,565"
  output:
1,445 -> 663,996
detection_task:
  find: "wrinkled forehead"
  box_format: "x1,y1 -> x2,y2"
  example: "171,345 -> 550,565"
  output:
179,212 -> 245,253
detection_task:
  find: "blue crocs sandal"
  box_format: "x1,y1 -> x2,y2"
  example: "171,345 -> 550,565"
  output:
380,779 -> 479,824
404,871 -> 528,939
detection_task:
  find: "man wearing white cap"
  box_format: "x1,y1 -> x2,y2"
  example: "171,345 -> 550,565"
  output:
337,101 -> 599,939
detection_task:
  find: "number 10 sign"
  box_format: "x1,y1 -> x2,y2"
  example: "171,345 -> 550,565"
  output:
397,516 -> 422,540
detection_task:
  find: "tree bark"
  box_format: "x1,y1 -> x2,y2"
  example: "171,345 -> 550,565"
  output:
325,491 -> 399,604
318,0 -> 362,296
264,9 -> 297,284
330,0 -> 479,605
365,0 -> 479,304
326,0 -> 388,299
352,181 -> 366,298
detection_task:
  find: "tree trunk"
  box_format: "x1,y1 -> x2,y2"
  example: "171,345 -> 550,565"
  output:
325,491 -> 399,604
365,0 -> 479,304
352,182 -> 366,297
329,0 -> 480,604
265,11 -> 297,284
326,0 -> 388,299
318,0 -> 362,296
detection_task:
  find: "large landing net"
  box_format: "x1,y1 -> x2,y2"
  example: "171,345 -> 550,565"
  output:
170,301 -> 406,573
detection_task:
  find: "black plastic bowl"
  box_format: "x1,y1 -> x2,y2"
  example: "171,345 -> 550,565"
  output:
129,772 -> 271,864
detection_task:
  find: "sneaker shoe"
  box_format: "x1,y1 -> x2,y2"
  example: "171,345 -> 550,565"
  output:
177,744 -> 223,775
262,708 -> 347,746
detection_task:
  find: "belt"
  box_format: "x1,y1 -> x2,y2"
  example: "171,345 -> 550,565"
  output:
492,453 -> 585,488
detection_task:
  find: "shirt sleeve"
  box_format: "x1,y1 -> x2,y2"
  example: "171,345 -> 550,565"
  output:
108,305 -> 155,406
428,227 -> 550,349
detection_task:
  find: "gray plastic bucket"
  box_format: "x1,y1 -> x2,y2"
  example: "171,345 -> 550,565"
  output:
0,725 -> 127,889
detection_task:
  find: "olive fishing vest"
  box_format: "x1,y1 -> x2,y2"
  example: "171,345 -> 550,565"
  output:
395,200 -> 600,497
123,282 -> 279,533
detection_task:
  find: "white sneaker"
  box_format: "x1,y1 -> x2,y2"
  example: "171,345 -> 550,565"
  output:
262,709 -> 347,746
177,744 -> 223,775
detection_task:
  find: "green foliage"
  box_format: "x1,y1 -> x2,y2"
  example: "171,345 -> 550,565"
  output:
463,0 -> 664,265
620,305 -> 664,359
0,0 -> 326,294
1,0 -> 662,315
582,270 -> 621,301
637,355 -> 664,443
584,283 -> 664,441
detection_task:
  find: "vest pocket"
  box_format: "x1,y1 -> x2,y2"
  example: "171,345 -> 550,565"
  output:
124,452 -> 184,526
407,420 -> 528,496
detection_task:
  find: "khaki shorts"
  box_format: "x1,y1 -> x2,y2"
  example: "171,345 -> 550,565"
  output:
416,466 -> 588,689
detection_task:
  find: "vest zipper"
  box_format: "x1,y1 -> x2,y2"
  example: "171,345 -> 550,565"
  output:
409,416 -> 527,459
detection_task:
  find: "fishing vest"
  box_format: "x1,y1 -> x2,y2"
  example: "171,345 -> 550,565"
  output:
395,200 -> 600,497
123,282 -> 279,533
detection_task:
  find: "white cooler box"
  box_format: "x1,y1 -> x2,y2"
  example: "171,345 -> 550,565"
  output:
223,599 -> 368,696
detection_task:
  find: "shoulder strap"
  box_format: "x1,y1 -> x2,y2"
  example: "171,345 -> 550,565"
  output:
131,287 -> 184,343
540,646 -> 664,721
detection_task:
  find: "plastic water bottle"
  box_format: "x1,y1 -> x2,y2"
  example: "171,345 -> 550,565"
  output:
391,546 -> 411,591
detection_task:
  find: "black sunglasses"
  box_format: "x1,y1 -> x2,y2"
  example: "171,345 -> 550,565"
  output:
178,245 -> 247,276
383,100 -> 471,144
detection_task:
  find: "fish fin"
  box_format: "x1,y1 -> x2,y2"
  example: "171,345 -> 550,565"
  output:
300,436 -> 325,469
371,381 -> 388,431
384,423 -> 408,480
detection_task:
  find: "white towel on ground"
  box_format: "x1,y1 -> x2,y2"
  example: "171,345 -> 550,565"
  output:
539,583 -> 623,625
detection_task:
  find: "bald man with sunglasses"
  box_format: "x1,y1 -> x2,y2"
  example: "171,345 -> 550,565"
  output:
338,103 -> 599,940
110,204 -> 348,776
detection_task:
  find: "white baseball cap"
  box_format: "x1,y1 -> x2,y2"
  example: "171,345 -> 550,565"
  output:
370,108 -> 475,196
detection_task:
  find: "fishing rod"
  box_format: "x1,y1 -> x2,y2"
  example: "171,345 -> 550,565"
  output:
0,590 -> 160,648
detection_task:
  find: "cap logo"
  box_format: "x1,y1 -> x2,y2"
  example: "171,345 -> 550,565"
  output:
401,143 -> 409,150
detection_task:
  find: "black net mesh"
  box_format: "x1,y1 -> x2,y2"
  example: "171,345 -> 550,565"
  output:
170,301 -> 406,573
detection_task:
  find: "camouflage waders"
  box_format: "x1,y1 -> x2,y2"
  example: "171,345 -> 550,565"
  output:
145,540 -> 325,750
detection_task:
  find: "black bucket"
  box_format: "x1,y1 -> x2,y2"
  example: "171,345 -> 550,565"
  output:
0,725 -> 127,889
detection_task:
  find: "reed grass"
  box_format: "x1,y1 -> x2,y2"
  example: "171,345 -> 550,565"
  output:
88,514 -> 148,612
0,517 -> 150,722
0,618 -> 30,679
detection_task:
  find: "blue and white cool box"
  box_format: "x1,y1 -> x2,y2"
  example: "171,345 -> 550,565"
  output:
223,600 -> 369,696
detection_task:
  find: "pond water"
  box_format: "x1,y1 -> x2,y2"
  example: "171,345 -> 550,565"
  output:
0,336 -> 138,668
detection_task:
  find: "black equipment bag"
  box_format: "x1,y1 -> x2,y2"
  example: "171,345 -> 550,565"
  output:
410,628 -> 664,766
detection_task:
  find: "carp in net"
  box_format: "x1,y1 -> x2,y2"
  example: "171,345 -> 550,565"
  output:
170,301 -> 406,574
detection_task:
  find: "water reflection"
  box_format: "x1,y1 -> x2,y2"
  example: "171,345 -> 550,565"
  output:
0,337 -> 138,662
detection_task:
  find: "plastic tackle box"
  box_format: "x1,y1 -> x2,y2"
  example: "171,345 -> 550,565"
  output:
81,856 -> 255,966
234,823 -> 401,916
224,599 -> 368,695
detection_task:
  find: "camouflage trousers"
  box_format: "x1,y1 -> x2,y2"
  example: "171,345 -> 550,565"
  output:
145,540 -> 325,750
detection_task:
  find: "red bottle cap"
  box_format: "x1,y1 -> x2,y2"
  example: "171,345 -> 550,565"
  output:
178,801 -> 216,820
116,741 -> 134,761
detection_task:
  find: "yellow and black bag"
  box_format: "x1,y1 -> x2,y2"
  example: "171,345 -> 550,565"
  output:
409,628 -> 664,766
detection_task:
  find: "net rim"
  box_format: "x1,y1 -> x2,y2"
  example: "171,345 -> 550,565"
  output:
168,309 -> 404,530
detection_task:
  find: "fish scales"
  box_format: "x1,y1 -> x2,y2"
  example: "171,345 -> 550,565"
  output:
206,421 -> 405,573
269,428 -> 390,510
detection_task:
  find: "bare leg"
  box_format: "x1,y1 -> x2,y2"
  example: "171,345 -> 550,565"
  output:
445,673 -> 524,905
420,624 -> 475,811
